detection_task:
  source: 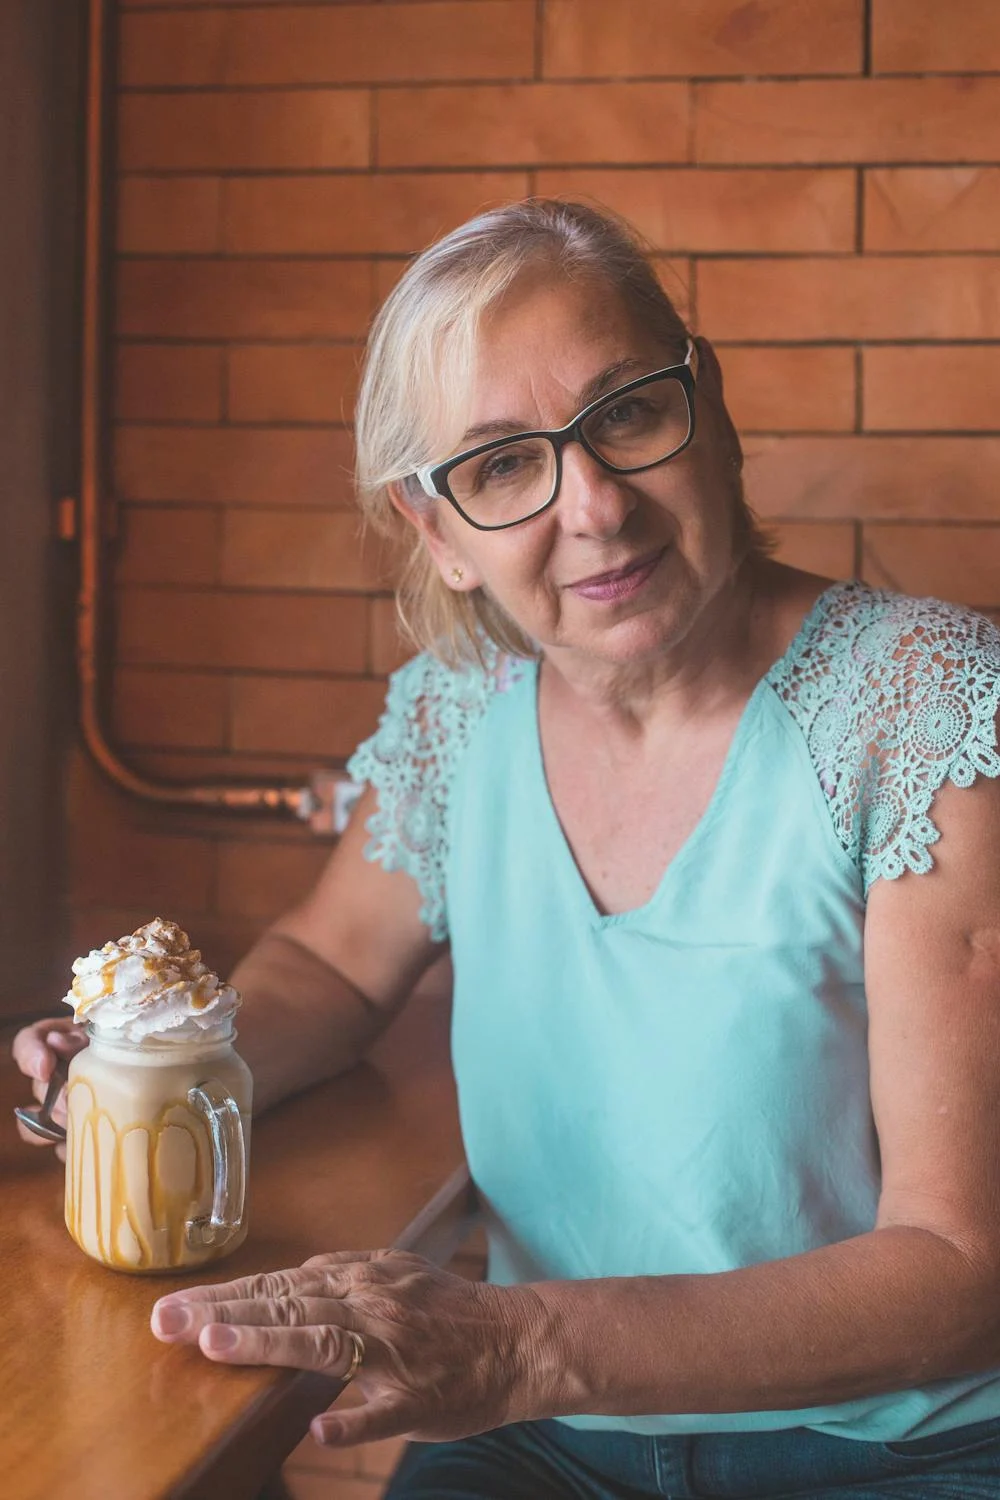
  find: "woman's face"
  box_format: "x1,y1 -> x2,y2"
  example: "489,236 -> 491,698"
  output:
406,271 -> 745,673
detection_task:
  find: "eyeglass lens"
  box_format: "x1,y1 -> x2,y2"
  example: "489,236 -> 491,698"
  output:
446,372 -> 692,528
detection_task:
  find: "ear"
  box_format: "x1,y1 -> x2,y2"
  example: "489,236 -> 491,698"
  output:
388,481 -> 484,592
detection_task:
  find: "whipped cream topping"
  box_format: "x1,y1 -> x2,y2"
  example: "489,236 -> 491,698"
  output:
64,918 -> 241,1044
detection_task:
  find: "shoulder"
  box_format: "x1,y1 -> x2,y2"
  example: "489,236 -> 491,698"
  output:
345,641 -> 530,940
773,579 -> 1000,727
348,640 -> 527,781
770,582 -> 1000,891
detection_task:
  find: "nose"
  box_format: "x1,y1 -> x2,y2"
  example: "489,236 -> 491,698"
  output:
556,442 -> 637,539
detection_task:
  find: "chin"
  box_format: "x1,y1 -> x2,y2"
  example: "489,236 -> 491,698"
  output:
577,604 -> 695,666
586,577 -> 703,662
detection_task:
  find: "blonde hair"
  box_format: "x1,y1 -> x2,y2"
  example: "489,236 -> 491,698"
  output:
354,198 -> 766,668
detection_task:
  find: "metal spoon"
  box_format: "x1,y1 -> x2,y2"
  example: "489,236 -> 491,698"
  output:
14,1056 -> 69,1142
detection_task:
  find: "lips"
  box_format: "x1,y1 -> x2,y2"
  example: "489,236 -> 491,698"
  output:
566,546 -> 667,603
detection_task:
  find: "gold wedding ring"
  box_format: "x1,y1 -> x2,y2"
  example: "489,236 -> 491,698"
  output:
341,1329 -> 366,1384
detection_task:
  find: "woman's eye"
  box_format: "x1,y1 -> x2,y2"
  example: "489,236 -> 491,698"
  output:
482,453 -> 522,482
599,398 -> 648,430
476,448 -> 538,489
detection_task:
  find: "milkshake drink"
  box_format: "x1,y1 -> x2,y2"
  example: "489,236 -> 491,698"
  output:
62,919 -> 252,1273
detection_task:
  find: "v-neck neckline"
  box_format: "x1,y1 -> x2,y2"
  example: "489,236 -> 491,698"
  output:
524,580 -> 851,931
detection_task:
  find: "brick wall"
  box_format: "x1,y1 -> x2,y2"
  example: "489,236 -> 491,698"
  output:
69,1 -> 1000,976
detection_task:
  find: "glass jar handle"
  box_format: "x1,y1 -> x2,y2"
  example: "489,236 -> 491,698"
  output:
186,1079 -> 246,1249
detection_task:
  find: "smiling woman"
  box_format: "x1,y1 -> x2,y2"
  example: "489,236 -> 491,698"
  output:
354,200 -> 770,667
18,196 -> 1000,1500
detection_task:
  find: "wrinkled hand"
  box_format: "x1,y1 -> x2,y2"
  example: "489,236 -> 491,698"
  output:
11,1017 -> 88,1162
150,1249 -> 548,1447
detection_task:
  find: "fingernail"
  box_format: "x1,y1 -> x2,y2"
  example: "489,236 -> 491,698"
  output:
155,1304 -> 190,1336
203,1325 -> 238,1352
312,1420 -> 340,1445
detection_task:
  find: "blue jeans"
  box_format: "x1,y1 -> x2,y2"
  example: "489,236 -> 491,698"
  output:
384,1414 -> 1000,1498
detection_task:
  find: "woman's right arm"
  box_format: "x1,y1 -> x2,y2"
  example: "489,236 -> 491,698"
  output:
231,784 -> 444,1114
13,783 -> 444,1141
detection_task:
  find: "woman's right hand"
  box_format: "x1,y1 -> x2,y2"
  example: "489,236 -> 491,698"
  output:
11,1017 -> 88,1162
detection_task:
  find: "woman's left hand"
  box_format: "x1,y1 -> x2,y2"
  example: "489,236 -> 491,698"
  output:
150,1249 -> 548,1446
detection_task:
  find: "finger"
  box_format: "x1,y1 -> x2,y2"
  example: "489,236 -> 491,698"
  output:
153,1264 -> 334,1312
195,1320 -> 364,1377
15,1118 -> 59,1150
46,1028 -> 87,1058
302,1250 -> 377,1271
151,1295 -> 362,1343
12,1025 -> 59,1082
13,1022 -> 83,1084
55,1142 -> 66,1163
313,1393 -> 407,1449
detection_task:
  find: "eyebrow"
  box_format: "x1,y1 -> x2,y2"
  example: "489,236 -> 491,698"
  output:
457,358 -> 647,445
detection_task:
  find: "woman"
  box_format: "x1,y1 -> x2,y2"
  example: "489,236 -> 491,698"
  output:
16,200 -> 1000,1499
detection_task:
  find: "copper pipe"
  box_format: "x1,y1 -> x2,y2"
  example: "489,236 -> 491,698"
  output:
77,0 -> 331,824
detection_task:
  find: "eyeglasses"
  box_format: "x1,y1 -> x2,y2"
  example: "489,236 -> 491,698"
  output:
414,339 -> 697,532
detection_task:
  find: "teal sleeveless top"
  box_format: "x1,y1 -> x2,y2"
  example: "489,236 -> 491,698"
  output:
348,581 -> 1000,1442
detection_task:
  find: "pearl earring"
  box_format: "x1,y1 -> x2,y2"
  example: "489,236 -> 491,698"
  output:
450,567 -> 464,584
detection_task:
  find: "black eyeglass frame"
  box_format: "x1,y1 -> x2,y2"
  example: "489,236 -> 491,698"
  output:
413,346 -> 698,533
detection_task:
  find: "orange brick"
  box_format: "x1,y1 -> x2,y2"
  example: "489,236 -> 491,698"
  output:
230,676 -> 387,757
863,346 -> 1000,432
717,346 -> 856,433
872,0 -> 1000,72
117,260 -> 374,341
116,588 -> 368,673
698,257 -> 1000,342
767,521 -> 855,578
374,260 -> 411,306
542,0 -> 863,77
227,345 -> 362,425
370,596 -> 413,675
378,83 -> 689,167
695,78 -> 1000,164
119,90 -> 370,172
114,426 -> 356,508
215,839 -> 331,919
113,668 -> 228,749
116,177 -> 221,254
120,4 -> 535,88
743,436 -> 1000,521
70,817 -> 214,913
221,511 -> 388,592
865,168 -> 1000,253
115,345 -> 223,423
117,505 -> 220,586
862,526 -> 1000,607
535,169 -> 854,252
223,173 -> 529,256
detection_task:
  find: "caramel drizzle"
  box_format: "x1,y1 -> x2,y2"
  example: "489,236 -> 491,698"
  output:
64,1077 -> 219,1272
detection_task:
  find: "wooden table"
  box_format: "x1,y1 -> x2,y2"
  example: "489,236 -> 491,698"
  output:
0,991 -> 472,1500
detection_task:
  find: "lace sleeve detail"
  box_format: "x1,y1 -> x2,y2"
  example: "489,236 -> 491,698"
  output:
346,646 -> 522,940
769,584 -> 1000,893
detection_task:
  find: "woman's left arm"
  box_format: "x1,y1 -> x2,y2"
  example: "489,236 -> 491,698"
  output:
151,774 -> 1000,1445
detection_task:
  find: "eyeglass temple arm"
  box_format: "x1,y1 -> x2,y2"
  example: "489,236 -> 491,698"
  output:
414,463 -> 441,500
